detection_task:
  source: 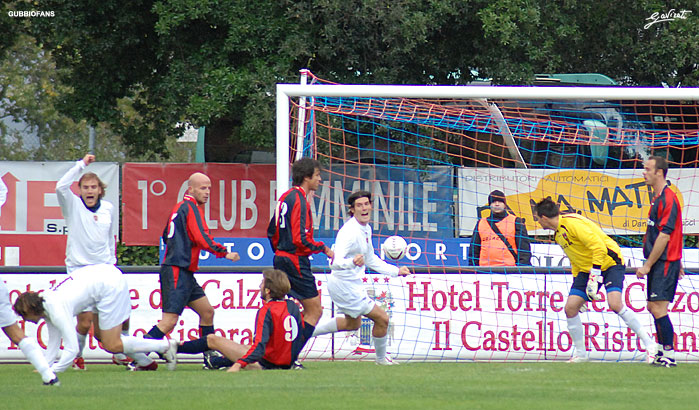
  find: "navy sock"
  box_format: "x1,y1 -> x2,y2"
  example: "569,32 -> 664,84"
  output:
654,318 -> 664,346
210,356 -> 234,368
146,325 -> 166,340
655,315 -> 675,351
177,337 -> 209,354
302,322 -> 316,344
200,325 -> 215,338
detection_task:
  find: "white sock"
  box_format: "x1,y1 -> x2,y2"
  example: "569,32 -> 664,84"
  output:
374,335 -> 388,362
617,306 -> 653,348
121,336 -> 169,354
312,318 -> 339,337
19,338 -> 56,383
76,332 -> 87,357
567,315 -> 587,358
131,353 -> 154,367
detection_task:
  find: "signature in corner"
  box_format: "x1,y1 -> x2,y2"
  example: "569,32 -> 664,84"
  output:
644,9 -> 692,29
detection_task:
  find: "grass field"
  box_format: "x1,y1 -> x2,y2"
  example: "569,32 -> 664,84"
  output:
3,361 -> 698,410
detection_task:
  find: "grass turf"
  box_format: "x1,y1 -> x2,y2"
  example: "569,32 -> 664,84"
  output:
3,361 -> 698,409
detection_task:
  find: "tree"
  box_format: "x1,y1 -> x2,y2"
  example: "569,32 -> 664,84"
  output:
4,0 -> 696,160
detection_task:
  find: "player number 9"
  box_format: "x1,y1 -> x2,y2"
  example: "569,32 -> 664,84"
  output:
283,315 -> 298,342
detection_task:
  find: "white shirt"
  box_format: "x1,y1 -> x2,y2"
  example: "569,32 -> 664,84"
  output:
41,268 -> 114,373
56,160 -> 116,267
330,217 -> 399,282
0,177 -> 7,220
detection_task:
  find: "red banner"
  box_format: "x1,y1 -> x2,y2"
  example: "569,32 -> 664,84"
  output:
122,163 -> 277,245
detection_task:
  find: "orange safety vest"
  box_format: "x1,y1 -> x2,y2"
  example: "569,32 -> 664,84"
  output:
477,214 -> 517,266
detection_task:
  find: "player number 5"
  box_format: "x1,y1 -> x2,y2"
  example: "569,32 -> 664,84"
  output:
167,213 -> 178,238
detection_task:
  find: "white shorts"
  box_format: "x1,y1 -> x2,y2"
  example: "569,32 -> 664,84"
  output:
0,281 -> 17,328
327,276 -> 375,319
70,264 -> 131,330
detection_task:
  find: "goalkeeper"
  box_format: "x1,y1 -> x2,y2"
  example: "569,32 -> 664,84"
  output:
534,198 -> 656,362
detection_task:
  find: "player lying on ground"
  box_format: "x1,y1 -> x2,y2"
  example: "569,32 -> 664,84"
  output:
312,190 -> 411,365
177,269 -> 310,371
13,264 -> 178,376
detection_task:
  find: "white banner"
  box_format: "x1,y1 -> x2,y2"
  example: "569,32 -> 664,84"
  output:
0,161 -> 119,235
0,162 -> 119,266
2,270 -> 698,363
457,168 -> 699,236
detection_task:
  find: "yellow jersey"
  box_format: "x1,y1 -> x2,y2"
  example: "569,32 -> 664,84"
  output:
554,213 -> 624,276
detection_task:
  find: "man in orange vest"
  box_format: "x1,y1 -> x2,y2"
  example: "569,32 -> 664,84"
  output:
467,190 -> 531,266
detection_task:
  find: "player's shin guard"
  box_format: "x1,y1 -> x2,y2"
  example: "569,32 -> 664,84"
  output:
76,332 -> 87,357
178,337 -> 209,354
655,315 -> 675,357
566,315 -> 587,358
374,335 -> 388,362
145,325 -> 166,340
312,318 -> 339,337
121,335 -> 169,355
19,337 -> 57,383
200,325 -> 214,337
617,306 -> 653,347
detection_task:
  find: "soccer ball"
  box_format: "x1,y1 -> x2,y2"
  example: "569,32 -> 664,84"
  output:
382,236 -> 408,260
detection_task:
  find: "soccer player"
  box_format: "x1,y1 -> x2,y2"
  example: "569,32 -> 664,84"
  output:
467,190 -> 531,266
267,158 -> 334,363
312,190 -> 411,365
144,172 -> 240,367
13,265 -> 178,376
636,156 -> 684,367
535,198 -> 656,363
56,153 -> 133,369
180,269 -> 312,372
1,280 -> 59,385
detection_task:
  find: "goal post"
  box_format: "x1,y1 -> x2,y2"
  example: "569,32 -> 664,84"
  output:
275,73 -> 699,362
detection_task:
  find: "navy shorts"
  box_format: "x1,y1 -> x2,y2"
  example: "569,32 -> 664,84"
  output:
259,358 -> 291,370
160,265 -> 207,315
647,260 -> 681,302
273,254 -> 318,300
570,264 -> 625,301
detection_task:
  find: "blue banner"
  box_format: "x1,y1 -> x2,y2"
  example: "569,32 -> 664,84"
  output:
312,165 -> 454,238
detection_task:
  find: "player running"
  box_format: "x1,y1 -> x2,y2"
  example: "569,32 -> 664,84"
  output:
312,190 -> 411,365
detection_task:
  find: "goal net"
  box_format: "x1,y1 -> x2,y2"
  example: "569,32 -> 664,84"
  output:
276,71 -> 699,362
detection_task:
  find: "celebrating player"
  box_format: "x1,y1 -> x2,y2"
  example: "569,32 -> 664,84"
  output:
144,172 -> 240,368
267,158 -> 334,366
636,156 -> 684,367
312,190 -> 411,365
0,280 -> 59,385
13,266 -> 178,376
535,198 -> 656,363
56,153 -> 133,369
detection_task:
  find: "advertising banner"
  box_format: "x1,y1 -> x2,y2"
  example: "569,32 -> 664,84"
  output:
2,270 -> 699,363
0,162 -> 119,266
457,168 -> 699,236
123,163 -> 455,245
121,163 -> 277,245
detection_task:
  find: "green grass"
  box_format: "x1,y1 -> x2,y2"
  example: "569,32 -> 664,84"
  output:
4,361 -> 699,409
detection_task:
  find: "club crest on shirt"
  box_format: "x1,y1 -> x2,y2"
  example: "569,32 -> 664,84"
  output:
94,215 -> 98,221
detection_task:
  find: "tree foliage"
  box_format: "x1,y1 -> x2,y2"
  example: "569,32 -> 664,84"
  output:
3,0 -> 697,159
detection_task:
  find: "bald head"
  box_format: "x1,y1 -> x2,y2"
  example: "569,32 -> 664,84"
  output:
187,172 -> 212,205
